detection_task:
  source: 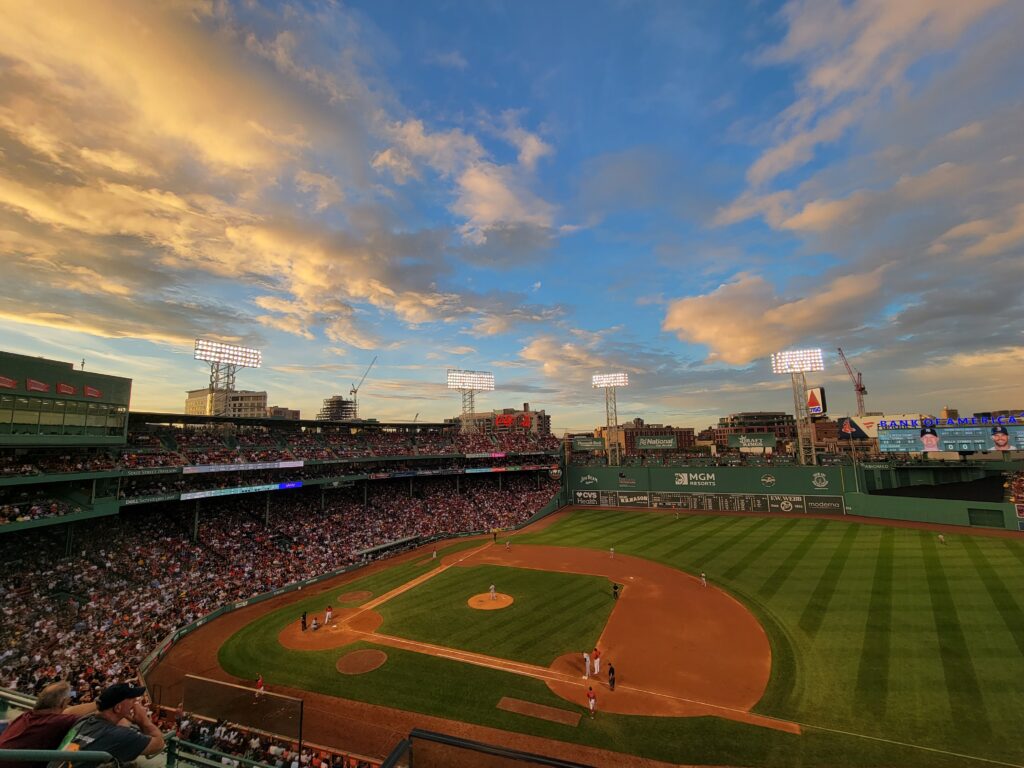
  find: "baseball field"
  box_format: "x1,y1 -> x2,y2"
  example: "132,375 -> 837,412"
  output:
153,508 -> 1024,767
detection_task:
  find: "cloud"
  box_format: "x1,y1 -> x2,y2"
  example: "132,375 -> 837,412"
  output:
662,268 -> 886,365
294,170 -> 343,211
427,50 -> 468,71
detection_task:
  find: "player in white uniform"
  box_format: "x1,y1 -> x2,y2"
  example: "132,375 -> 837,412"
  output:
489,584 -> 496,600
582,650 -> 591,678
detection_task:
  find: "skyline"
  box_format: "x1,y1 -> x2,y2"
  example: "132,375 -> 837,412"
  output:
2,1 -> 1023,433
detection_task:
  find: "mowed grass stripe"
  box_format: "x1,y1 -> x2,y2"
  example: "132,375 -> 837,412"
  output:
855,527 -> 894,716
799,523 -> 860,637
658,516 -> 743,561
920,533 -> 990,736
691,516 -> 774,569
759,519 -> 829,601
961,539 -> 1024,657
1004,539 -> 1024,569
722,517 -> 803,581
624,513 -> 722,555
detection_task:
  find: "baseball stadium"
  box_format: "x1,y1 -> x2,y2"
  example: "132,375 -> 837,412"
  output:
1,349 -> 1023,768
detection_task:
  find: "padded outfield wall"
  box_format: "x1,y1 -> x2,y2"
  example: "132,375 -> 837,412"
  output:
566,465 -> 1020,531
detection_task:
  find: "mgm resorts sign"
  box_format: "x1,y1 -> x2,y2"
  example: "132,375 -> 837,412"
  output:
727,433 -> 777,449
675,471 -> 716,487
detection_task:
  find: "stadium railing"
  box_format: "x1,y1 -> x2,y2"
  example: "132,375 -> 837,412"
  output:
380,728 -> 596,768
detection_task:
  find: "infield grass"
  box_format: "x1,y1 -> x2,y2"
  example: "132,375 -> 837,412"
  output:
219,511 -> 1024,767
374,564 -> 614,665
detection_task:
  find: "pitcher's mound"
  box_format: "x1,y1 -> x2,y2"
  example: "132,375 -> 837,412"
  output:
468,593 -> 513,609
336,649 -> 387,675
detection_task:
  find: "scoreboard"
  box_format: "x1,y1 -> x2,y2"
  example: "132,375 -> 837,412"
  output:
574,489 -> 845,514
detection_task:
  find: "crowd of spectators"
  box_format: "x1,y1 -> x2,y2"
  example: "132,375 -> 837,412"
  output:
0,496 -> 78,525
1,428 -> 559,478
0,474 -> 559,699
160,711 -> 379,768
1007,471 -> 1024,504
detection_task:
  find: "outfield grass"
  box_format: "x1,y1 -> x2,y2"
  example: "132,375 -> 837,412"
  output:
374,564 -> 614,665
219,512 -> 1024,767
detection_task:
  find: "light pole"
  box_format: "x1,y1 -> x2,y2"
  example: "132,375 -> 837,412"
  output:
446,369 -> 494,434
770,348 -> 824,466
592,373 -> 628,466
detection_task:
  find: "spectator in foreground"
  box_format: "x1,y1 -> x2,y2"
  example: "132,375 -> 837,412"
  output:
46,683 -> 164,768
0,681 -> 97,768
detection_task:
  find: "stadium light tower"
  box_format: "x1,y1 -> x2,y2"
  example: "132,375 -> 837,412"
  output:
447,369 -> 494,434
194,339 -> 262,417
593,372 -> 628,466
770,348 -> 824,466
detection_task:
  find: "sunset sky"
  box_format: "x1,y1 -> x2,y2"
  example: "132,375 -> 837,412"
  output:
1,1 -> 1022,432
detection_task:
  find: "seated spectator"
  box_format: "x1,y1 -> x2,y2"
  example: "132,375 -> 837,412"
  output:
0,681 -> 96,768
46,683 -> 165,768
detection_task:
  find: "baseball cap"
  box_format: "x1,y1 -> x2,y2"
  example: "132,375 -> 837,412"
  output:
920,427 -> 937,437
96,682 -> 146,710
992,425 -> 1009,435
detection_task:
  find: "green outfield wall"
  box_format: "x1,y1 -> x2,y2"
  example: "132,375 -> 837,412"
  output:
566,463 -> 1021,530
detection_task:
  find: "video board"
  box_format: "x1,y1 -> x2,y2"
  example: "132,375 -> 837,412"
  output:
878,423 -> 1024,453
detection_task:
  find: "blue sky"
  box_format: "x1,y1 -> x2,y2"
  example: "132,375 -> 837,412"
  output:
1,0 -> 1022,433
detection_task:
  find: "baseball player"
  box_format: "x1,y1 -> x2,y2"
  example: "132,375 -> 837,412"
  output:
505,539 -> 511,551
582,650 -> 591,679
300,612 -> 307,632
609,547 -> 614,559
325,606 -> 333,624
592,647 -> 601,676
700,571 -> 707,587
254,674 -> 265,702
489,584 -> 496,601
938,533 -> 946,545
586,687 -> 596,719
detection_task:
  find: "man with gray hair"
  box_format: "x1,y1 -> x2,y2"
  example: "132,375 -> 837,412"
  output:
0,681 -> 96,768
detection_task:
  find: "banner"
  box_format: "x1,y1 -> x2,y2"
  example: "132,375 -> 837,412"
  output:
0,376 -> 15,389
57,383 -> 77,395
637,436 -> 677,450
84,386 -> 102,398
727,434 -> 777,449
26,379 -> 50,393
572,437 -> 605,451
806,387 -> 826,416
183,460 -> 304,474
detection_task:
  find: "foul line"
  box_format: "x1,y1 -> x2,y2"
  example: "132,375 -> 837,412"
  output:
336,542 -> 1021,766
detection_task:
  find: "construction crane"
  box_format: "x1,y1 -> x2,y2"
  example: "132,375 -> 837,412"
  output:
349,355 -> 377,420
837,347 -> 867,417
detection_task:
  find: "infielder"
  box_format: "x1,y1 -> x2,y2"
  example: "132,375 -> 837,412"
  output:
592,647 -> 601,675
700,571 -> 707,587
582,650 -> 591,678
586,687 -> 596,719
489,584 -> 496,600
609,547 -> 614,559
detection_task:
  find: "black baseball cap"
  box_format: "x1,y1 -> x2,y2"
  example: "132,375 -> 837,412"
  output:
920,427 -> 937,437
96,683 -> 146,710
992,425 -> 1009,435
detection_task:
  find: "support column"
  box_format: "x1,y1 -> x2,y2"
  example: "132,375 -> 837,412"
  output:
265,493 -> 270,525
192,502 -> 200,543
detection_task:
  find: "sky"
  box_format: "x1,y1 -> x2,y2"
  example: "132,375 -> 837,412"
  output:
1,0 -> 1022,434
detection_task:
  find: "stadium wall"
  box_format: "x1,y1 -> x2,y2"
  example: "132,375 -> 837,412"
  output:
844,491 -> 1018,530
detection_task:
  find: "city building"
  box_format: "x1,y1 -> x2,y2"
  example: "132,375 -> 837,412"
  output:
266,405 -> 300,420
185,388 -> 268,419
316,395 -> 357,421
615,418 -> 695,455
711,411 -> 797,449
445,403 -> 552,436
941,406 -> 959,420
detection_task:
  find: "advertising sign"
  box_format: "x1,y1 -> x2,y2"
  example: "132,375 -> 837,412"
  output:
183,460 -> 304,474
572,437 -> 605,451
617,492 -> 650,506
806,387 -> 826,416
727,434 -> 777,449
637,436 -> 677,450
878,422 -> 1024,453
